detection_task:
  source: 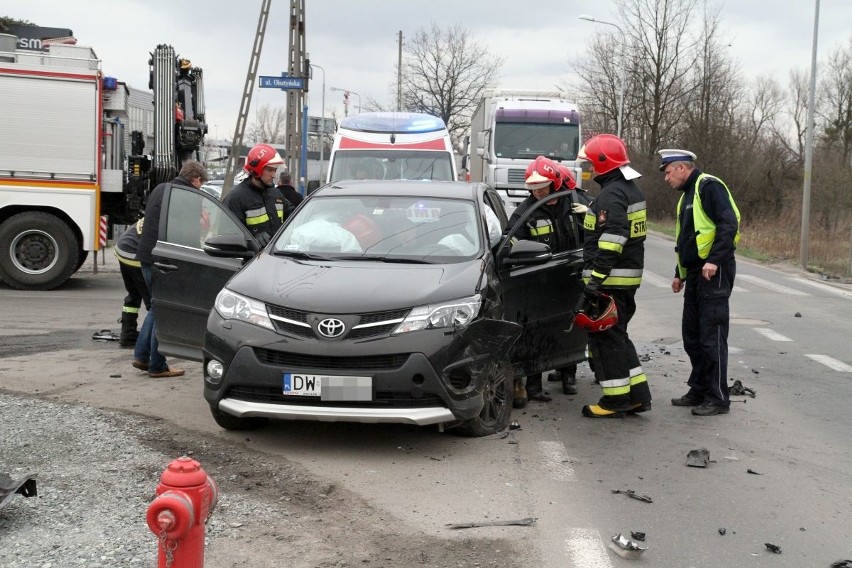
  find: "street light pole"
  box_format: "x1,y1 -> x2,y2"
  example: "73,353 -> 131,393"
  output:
578,15 -> 626,138
800,0 -> 821,271
330,86 -> 361,115
310,63 -> 326,184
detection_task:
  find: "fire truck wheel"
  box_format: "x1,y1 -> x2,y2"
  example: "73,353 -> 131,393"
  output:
0,212 -> 81,290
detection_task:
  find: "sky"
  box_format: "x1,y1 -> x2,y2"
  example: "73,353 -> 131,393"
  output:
5,0 -> 851,141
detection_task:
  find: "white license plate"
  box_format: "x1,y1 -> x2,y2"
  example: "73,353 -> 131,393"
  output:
282,373 -> 372,401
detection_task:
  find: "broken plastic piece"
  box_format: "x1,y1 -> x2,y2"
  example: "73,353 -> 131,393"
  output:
687,448 -> 710,468
630,531 -> 645,541
446,517 -> 536,530
747,469 -> 763,475
509,421 -> 521,430
609,533 -> 648,559
764,542 -> 782,554
92,329 -> 120,341
0,472 -> 38,511
830,560 -> 852,568
719,528 -> 726,535
611,489 -> 653,503
729,380 -> 756,398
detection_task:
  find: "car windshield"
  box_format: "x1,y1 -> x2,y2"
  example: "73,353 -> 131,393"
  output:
272,195 -> 482,263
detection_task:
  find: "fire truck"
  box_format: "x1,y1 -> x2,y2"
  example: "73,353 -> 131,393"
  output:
0,36 -> 206,290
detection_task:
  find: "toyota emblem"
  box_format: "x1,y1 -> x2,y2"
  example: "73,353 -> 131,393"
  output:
317,318 -> 345,338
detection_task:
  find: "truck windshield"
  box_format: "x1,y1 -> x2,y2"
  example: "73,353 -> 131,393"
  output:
493,123 -> 581,161
329,150 -> 455,182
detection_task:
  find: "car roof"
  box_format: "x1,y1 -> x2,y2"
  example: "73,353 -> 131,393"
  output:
314,180 -> 486,201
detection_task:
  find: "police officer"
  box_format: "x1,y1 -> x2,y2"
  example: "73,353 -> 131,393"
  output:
114,219 -> 149,348
223,144 -> 293,244
577,134 -> 652,418
659,149 -> 740,416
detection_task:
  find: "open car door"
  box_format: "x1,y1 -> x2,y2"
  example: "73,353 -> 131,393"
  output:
150,184 -> 259,361
494,190 -> 587,378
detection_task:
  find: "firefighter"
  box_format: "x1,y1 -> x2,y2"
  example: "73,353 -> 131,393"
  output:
577,134 -> 652,417
114,219 -> 150,348
223,144 -> 294,245
506,156 -> 579,404
659,149 -> 741,416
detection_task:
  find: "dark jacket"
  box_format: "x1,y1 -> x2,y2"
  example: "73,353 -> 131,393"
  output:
582,170 -> 646,289
675,169 -> 739,271
276,183 -> 304,206
114,219 -> 144,267
136,176 -> 196,265
223,178 -> 294,241
507,192 -> 578,253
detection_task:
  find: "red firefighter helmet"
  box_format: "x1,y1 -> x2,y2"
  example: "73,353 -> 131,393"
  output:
574,293 -> 618,333
557,164 -> 577,190
244,143 -> 285,177
525,156 -> 562,191
577,134 -> 630,176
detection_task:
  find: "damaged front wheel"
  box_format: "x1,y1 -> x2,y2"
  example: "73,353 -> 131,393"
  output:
456,358 -> 513,437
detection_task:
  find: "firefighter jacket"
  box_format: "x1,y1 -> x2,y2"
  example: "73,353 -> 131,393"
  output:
114,219 -> 145,267
136,176 -> 196,265
674,169 -> 740,278
582,170 -> 646,289
507,192 -> 577,253
223,178 -> 294,241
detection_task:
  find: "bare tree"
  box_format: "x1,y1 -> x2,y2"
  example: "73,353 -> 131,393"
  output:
246,104 -> 287,145
399,23 -> 503,146
818,38 -> 852,164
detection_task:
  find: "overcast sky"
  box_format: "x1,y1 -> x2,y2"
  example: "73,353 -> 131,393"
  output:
6,0 -> 851,140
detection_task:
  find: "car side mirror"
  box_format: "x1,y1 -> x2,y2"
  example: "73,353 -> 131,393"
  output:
503,239 -> 552,266
203,234 -> 257,259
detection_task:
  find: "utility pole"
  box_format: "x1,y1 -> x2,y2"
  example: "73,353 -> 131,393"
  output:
221,0 -> 271,198
285,0 -> 307,190
397,30 -> 403,111
800,0 -> 820,271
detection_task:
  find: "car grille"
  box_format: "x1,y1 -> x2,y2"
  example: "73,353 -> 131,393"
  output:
507,168 -> 527,184
266,305 -> 409,340
254,348 -> 410,370
225,385 -> 444,408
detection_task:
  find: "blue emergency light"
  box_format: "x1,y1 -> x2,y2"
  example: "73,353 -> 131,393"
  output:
103,76 -> 118,91
340,112 -> 446,134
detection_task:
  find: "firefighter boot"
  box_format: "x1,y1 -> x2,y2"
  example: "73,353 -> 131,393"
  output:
561,365 -> 578,395
513,378 -> 528,409
119,312 -> 139,348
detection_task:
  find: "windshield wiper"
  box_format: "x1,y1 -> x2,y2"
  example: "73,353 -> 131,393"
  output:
271,250 -> 329,260
336,254 -> 432,264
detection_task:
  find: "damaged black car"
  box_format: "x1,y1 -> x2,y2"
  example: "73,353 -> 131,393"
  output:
151,180 -> 587,436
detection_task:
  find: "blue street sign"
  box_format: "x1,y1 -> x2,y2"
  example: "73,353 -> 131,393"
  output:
259,73 -> 305,90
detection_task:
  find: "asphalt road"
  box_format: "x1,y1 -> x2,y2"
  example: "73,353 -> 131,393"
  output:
1,235 -> 851,567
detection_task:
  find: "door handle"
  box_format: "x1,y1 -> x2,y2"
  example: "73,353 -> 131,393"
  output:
153,261 -> 178,272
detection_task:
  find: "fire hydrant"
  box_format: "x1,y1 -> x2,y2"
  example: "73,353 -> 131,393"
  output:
146,456 -> 218,568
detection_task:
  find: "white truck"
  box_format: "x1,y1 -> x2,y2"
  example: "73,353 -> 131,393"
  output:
326,112 -> 457,183
464,90 -> 583,211
0,35 -> 206,290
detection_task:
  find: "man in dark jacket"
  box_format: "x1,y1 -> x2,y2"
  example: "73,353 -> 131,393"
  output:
276,171 -> 304,206
223,144 -> 293,245
660,149 -> 740,416
133,160 -> 207,378
577,134 -> 652,418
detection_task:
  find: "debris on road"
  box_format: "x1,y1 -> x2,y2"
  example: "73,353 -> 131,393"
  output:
830,560 -> 852,567
630,531 -> 646,541
747,469 -> 763,475
446,517 -> 537,529
0,472 -> 37,511
609,533 -> 648,559
794,312 -> 802,317
611,489 -> 653,503
91,329 -> 119,341
686,448 -> 711,468
764,542 -> 782,554
718,528 -> 726,535
729,380 -> 757,398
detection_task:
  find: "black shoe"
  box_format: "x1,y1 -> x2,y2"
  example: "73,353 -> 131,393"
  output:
691,403 -> 730,416
671,394 -> 703,407
560,369 -> 577,395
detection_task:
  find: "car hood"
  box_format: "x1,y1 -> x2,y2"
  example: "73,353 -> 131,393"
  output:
228,253 -> 485,312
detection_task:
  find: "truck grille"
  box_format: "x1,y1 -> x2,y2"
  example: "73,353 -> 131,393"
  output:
507,169 -> 527,184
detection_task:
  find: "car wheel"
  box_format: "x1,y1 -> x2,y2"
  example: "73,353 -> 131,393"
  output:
209,406 -> 268,431
455,358 -> 513,437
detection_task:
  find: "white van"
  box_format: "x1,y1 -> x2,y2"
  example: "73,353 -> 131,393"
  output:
326,112 -> 458,183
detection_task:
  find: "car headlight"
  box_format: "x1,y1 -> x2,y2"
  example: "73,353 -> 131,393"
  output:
393,294 -> 481,334
214,287 -> 274,330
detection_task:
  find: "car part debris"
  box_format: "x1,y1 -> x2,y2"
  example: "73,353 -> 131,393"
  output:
729,380 -> 756,398
764,542 -> 782,554
747,469 -> 763,475
611,489 -> 653,503
718,528 -> 726,535
794,312 -> 802,317
609,533 -> 648,559
630,531 -> 646,541
0,472 -> 37,511
446,517 -> 536,529
686,448 -> 711,468
92,329 -> 120,341
830,560 -> 852,568
509,421 -> 521,430
484,431 -> 510,440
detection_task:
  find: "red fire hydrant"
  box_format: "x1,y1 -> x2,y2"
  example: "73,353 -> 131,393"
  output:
146,456 -> 219,568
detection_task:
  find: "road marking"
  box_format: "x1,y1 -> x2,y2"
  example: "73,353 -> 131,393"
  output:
754,328 -> 793,342
805,354 -> 852,372
790,277 -> 852,299
736,274 -> 809,296
640,271 -> 670,288
563,528 -> 614,568
538,441 -> 576,481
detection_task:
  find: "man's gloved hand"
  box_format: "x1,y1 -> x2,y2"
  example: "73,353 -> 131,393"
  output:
572,203 -> 589,214
256,232 -> 271,247
583,278 -> 602,301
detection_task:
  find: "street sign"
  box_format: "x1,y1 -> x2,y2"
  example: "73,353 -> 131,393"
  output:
259,73 -> 305,90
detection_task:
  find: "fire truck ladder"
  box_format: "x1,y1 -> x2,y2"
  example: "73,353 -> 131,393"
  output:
222,0 -> 272,197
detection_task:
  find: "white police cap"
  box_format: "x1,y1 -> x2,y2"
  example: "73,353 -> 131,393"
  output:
658,149 -> 697,171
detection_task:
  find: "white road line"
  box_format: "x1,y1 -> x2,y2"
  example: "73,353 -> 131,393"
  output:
754,328 -> 793,342
640,271 -> 670,288
805,354 -> 852,372
736,274 -> 810,296
789,277 -> 852,299
563,528 -> 614,568
537,441 -> 576,482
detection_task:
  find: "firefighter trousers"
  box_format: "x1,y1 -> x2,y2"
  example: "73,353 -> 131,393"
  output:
682,259 -> 735,407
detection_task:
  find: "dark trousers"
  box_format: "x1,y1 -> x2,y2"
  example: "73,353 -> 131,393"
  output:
587,288 -> 651,410
119,263 -> 151,312
682,259 -> 735,406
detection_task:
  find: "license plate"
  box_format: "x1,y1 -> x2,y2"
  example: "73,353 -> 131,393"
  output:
282,373 -> 372,401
